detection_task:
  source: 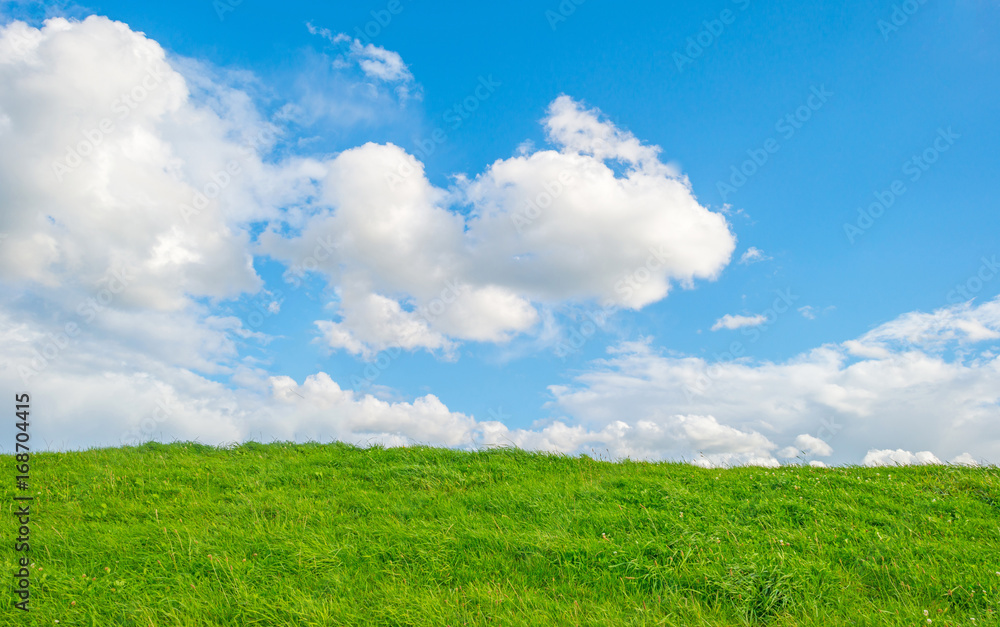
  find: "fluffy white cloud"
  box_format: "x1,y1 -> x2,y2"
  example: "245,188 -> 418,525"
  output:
549,297 -> 1000,466
315,286 -> 454,359
862,449 -> 942,467
0,311 -> 479,449
0,16 -> 340,394
711,313 -> 767,331
950,452 -> 979,466
257,142 -> 541,354
464,96 -> 735,309
778,434 -> 834,459
498,415 -> 780,468
0,17 -> 324,311
262,96 -> 735,357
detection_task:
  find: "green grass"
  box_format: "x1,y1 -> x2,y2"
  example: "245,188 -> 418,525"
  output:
2,441 -> 998,626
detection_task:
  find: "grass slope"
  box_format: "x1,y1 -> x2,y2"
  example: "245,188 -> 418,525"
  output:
2,442 -> 999,626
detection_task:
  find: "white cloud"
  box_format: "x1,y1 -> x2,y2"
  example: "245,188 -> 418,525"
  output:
346,39 -> 413,84
549,298 -> 1000,466
0,16 -> 343,386
778,433 -> 834,458
0,16 -> 317,310
950,452 -> 979,466
0,316 -> 482,450
262,96 -> 736,356
464,106 -> 736,309
862,449 -> 942,467
798,306 -> 816,320
315,286 -> 454,359
711,313 -> 767,331
542,95 -> 666,172
739,247 -> 770,264
856,299 -> 1000,349
307,23 -> 416,98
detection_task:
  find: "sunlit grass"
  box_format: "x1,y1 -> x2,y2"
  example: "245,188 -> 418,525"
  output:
2,441 -> 998,625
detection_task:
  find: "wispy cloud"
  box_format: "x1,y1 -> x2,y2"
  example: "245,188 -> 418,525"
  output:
738,247 -> 771,265
306,22 -> 416,98
711,313 -> 767,331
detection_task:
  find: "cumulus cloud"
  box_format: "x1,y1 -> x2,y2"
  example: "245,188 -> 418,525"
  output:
862,449 -> 942,467
549,298 -> 1000,466
315,286 -> 455,359
0,316 -> 479,450
949,452 -> 979,466
712,313 -> 767,331
0,16 -> 325,311
778,434 -> 834,459
0,16 -> 322,382
261,95 -> 736,357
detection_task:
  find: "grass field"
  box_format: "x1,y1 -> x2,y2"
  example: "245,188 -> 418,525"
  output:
2,441 -> 998,626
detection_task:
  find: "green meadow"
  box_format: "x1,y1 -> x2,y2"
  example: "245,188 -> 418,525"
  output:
2,441 -> 998,626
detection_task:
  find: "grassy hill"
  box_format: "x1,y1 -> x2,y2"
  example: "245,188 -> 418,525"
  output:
2,441 -> 998,626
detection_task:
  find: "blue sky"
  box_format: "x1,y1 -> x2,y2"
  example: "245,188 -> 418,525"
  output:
1,0 -> 998,466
